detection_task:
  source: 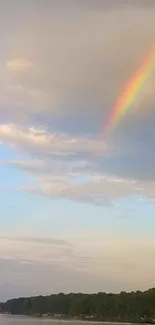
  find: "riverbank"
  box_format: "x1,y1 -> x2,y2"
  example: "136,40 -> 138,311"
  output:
1,313 -> 154,324
1,289 -> 155,324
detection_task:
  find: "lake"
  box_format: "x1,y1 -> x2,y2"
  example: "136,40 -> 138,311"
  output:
0,316 -> 146,325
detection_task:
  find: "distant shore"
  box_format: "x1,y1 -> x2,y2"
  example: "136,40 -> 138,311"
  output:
1,288 -> 155,324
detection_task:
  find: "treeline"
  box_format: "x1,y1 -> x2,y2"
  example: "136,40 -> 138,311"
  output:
1,288 -> 155,323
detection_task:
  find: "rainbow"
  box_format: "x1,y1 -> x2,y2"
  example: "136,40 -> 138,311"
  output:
105,47 -> 155,132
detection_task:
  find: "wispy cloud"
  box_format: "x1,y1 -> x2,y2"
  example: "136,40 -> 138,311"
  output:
1,159 -> 155,204
0,236 -> 72,247
0,233 -> 154,286
0,124 -> 106,157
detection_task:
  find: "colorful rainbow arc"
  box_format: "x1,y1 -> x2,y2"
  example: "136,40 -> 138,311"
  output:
105,47 -> 155,133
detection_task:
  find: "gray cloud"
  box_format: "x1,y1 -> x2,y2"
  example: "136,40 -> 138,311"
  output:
0,236 -> 73,247
1,2 -> 154,125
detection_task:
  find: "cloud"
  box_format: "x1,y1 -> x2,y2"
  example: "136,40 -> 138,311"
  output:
0,236 -> 72,247
0,258 -> 141,301
0,124 -> 106,157
6,58 -> 32,73
1,123 -> 155,204
0,236 -> 74,268
0,5 -> 154,200
0,1 -> 154,127
26,175 -> 155,204
0,1 -> 154,195
0,0 -> 155,298
0,233 -> 154,298
2,157 -> 155,204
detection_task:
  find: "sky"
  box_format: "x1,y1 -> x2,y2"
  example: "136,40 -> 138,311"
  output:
0,0 -> 155,301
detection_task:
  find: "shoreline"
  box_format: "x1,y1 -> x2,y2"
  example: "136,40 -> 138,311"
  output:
0,314 -> 153,324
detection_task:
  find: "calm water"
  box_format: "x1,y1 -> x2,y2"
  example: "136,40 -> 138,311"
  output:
0,316 -> 145,325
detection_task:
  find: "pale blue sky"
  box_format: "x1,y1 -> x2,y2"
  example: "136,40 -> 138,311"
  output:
0,0 -> 155,300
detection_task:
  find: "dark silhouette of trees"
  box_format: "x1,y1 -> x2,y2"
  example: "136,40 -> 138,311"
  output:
1,288 -> 155,323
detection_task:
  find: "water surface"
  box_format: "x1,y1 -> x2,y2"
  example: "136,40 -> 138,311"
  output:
0,316 -> 145,325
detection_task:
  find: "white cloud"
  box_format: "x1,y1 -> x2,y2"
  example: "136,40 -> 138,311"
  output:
0,122 -> 155,204
26,175 -> 155,204
2,156 -> 155,204
0,124 -> 106,157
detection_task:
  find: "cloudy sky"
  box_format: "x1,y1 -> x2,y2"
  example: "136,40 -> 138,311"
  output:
0,0 -> 155,301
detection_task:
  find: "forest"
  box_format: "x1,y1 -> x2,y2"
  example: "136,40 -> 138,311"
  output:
1,288 -> 155,323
